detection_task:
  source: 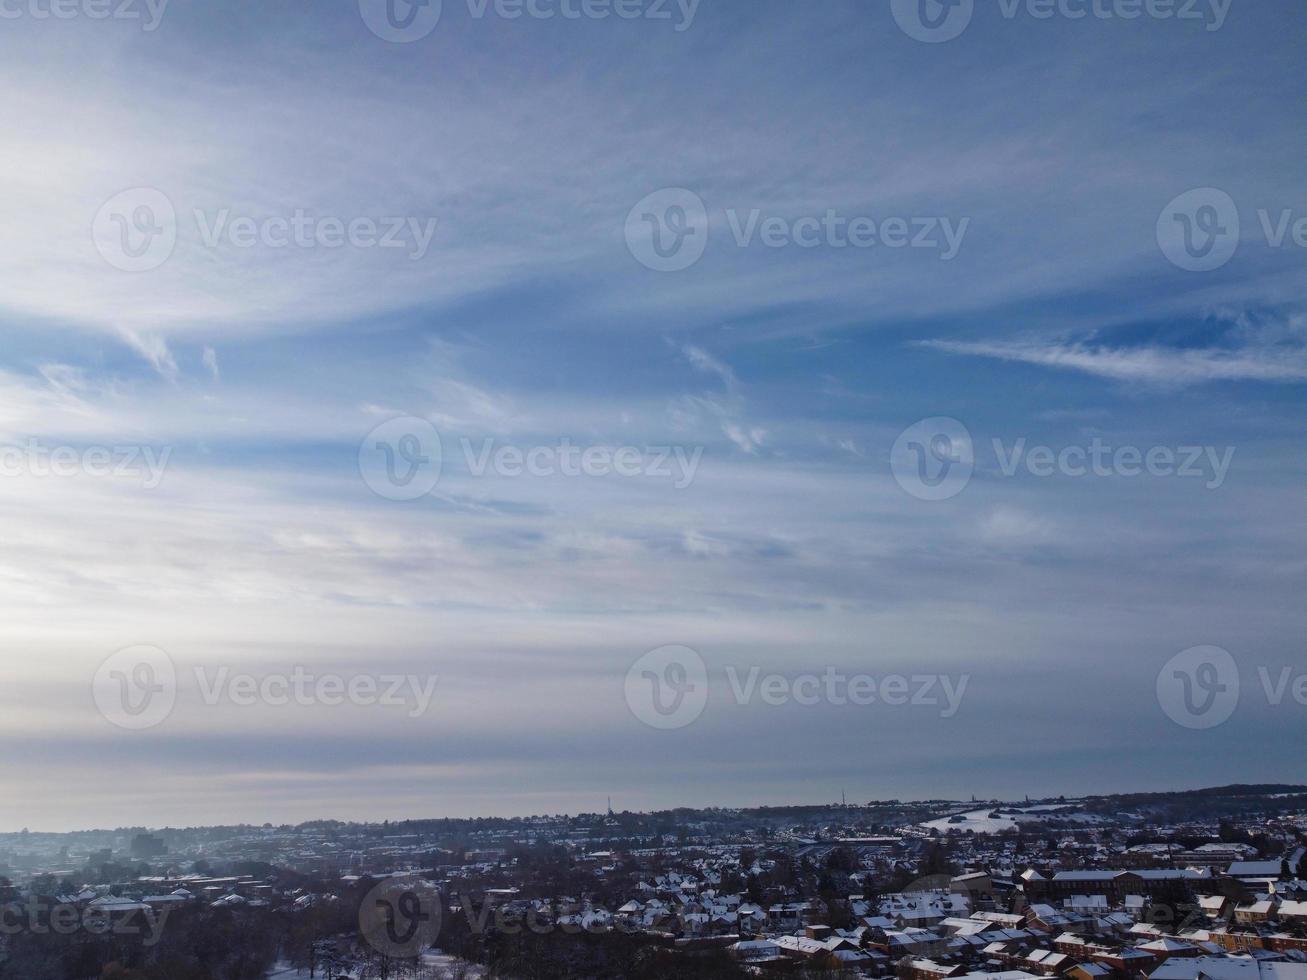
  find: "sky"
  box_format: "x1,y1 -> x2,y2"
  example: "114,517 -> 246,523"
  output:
1,0 -> 1305,832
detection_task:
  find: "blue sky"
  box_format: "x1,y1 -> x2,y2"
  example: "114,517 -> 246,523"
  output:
1,0 -> 1305,830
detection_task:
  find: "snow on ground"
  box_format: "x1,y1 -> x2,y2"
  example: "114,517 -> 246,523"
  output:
921,805 -> 1101,834
922,808 -> 1021,833
422,950 -> 487,978
265,951 -> 485,979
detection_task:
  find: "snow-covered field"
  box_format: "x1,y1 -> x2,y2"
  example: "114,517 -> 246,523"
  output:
921,805 -> 1102,834
265,951 -> 485,979
922,808 -> 1022,833
421,950 -> 486,978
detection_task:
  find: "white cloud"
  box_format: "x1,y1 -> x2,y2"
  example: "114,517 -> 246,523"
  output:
923,338 -> 1307,386
2,2 -> 1305,826
723,421 -> 767,454
682,344 -> 738,391
6,4 -> 1303,372
202,346 -> 220,380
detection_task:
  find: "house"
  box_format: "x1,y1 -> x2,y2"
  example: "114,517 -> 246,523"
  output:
1229,863 -> 1290,882
901,959 -> 968,980
1087,947 -> 1158,974
1024,949 -> 1074,976
767,902 -> 809,931
1030,904 -> 1077,931
1056,933 -> 1094,956
1027,872 -> 1209,906
737,902 -> 766,933
728,939 -> 785,964
872,927 -> 952,956
1150,959 -> 1307,980
1278,901 -> 1307,925
1137,938 -> 1201,961
770,934 -> 834,960
954,872 -> 997,902
1067,896 -> 1112,914
1201,896 -> 1233,921
1235,901 -> 1279,925
1067,964 -> 1113,980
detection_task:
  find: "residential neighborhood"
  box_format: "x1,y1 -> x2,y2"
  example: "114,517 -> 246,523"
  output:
3,785 -> 1307,979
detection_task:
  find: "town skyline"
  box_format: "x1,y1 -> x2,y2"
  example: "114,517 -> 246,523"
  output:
6,782 -> 1305,837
